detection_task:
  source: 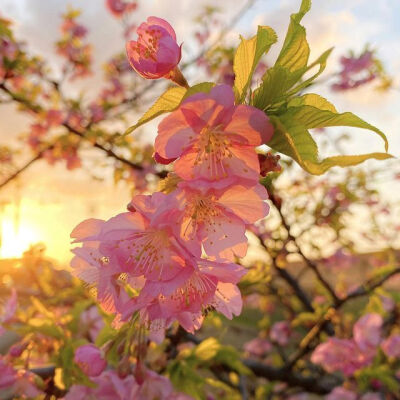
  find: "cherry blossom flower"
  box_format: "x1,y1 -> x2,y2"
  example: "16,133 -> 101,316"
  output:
74,344 -> 107,377
79,306 -> 105,341
65,110 -> 85,131
244,337 -> 272,357
71,217 -> 140,314
137,369 -> 194,400
0,36 -> 18,80
106,0 -> 137,18
324,249 -> 358,271
154,84 -> 274,183
163,181 -> 269,260
332,50 -> 377,91
72,193 -> 243,333
0,356 -> 16,389
381,334 -> 400,358
12,370 -> 42,398
353,313 -> 383,352
360,393 -> 383,400
326,387 -> 357,400
45,109 -> 64,127
270,321 -> 291,346
311,338 -> 368,376
126,17 -> 182,80
95,193 -> 194,282
8,341 -> 29,358
65,368 -> 193,399
312,313 -> 383,376
89,102 -> 105,123
42,145 -> 82,170
0,357 -> 42,398
120,258 -> 245,339
65,370 -> 137,400
380,294 -> 395,312
56,9 -> 92,79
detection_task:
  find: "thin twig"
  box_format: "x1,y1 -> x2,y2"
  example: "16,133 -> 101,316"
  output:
286,267 -> 400,368
0,146 -> 52,190
269,192 -> 340,305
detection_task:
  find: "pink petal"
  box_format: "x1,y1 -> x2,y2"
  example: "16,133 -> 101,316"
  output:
97,212 -> 147,241
147,17 -> 177,40
155,109 -> 199,159
198,260 -> 246,283
213,283 -> 242,319
200,214 -> 247,261
353,313 -> 383,351
209,84 -> 235,108
224,105 -> 273,145
218,183 -> 269,224
71,218 -> 104,241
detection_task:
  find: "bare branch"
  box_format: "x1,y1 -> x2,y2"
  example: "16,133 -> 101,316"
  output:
269,192 -> 340,305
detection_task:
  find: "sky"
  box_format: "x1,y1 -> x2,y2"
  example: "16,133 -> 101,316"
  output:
0,0 -> 399,263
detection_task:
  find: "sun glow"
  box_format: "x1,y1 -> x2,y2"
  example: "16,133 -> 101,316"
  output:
0,217 -> 40,258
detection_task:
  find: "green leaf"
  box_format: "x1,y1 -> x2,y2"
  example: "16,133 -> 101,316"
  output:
286,104 -> 389,151
252,1 -> 333,110
30,297 -> 55,320
269,107 -> 392,175
194,337 -> 220,361
287,93 -> 337,112
284,48 -> 333,97
215,346 -> 252,375
269,114 -> 318,165
124,86 -> 187,135
168,360 -> 205,400
182,82 -> 215,100
275,0 -> 311,76
205,378 -> 241,399
252,66 -> 292,109
233,25 -> 277,102
25,318 -> 64,339
302,153 -> 393,175
123,82 -> 216,136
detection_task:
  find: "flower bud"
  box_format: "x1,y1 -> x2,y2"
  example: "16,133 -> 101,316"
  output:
126,17 -> 182,81
74,344 -> 107,377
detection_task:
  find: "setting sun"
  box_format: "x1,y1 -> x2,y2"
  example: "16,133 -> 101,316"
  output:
0,217 -> 40,258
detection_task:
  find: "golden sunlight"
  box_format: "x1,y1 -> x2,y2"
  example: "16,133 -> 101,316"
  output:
0,216 -> 40,258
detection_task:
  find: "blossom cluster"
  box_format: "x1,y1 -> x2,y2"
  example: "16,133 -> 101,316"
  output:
65,367 -> 192,400
331,49 -> 391,92
71,17 -> 274,341
0,17 -> 19,81
0,16 -> 42,90
56,8 -> 92,79
312,313 -> 400,376
26,108 -> 83,170
106,0 -> 137,19
0,356 -> 42,398
87,53 -> 132,124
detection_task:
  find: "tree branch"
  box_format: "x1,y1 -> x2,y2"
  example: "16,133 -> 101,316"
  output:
0,145 -> 53,189
285,267 -> 400,368
269,192 -> 340,305
243,359 -> 341,394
